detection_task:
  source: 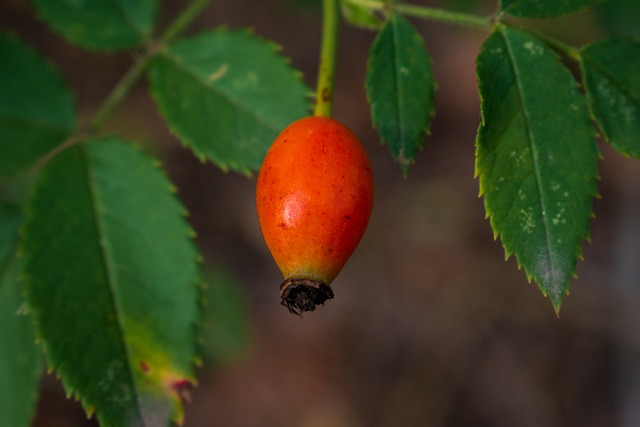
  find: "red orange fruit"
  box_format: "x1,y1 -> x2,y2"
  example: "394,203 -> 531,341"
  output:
256,117 -> 374,314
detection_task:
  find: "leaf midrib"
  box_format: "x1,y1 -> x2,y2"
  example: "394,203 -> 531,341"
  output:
390,15 -> 407,161
501,28 -> 559,287
106,0 -> 147,39
79,143 -> 145,425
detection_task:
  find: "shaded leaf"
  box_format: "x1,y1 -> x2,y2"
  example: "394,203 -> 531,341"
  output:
149,29 -> 311,175
0,204 -> 42,427
200,265 -> 251,367
366,13 -> 435,176
580,38 -> 640,158
596,0 -> 640,38
500,0 -> 601,18
0,203 -> 23,266
30,0 -> 157,51
475,25 -> 599,312
340,0 -> 383,30
21,138 -> 201,427
0,34 -> 75,179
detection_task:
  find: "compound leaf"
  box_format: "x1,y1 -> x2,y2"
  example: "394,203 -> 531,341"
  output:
21,138 -> 201,427
149,29 -> 311,175
366,13 -> 435,176
30,0 -> 157,51
580,38 -> 640,158
0,34 -> 75,179
475,25 -> 599,313
500,0 -> 601,18
0,204 -> 42,427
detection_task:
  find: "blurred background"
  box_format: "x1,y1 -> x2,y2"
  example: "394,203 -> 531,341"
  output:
2,0 -> 640,426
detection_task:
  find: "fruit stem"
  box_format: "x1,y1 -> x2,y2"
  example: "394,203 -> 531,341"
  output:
313,0 -> 340,118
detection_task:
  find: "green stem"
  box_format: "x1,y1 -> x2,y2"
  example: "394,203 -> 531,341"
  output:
313,0 -> 340,118
160,0 -> 211,43
89,0 -> 212,131
89,53 -> 153,130
343,0 -> 493,29
395,3 -> 493,29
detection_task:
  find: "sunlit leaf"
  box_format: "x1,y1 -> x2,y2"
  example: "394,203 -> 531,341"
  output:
22,138 -> 201,427
149,29 -> 311,175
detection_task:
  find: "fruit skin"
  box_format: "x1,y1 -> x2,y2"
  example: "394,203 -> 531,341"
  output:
256,116 -> 374,314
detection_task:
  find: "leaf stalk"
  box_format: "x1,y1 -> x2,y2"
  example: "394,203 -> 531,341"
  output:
160,0 -> 211,43
89,52 -> 154,131
89,0 -> 212,132
343,0 -> 494,29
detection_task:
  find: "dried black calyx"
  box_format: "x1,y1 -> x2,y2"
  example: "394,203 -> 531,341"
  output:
279,277 -> 334,316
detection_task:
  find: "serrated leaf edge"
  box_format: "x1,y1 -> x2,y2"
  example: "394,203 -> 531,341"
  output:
474,26 -> 600,313
366,13 -> 436,177
148,27 -> 311,176
20,137 -> 203,426
579,39 -> 640,158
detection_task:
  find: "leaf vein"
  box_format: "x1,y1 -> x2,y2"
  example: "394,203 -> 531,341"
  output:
501,29 -> 558,284
79,143 -> 144,425
159,51 -> 281,137
391,16 -> 407,161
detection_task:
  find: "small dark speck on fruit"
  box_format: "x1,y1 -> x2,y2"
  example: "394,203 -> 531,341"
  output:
345,215 -> 351,220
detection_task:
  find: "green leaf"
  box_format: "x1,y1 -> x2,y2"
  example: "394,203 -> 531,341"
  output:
0,34 -> 75,179
500,0 -> 602,17
580,38 -> 640,158
21,138 -> 202,427
475,25 -> 599,312
149,28 -> 311,175
366,13 -> 435,176
596,0 -> 640,38
340,0 -> 383,30
0,204 -> 23,266
0,205 -> 42,427
200,265 -> 251,367
30,0 -> 157,51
